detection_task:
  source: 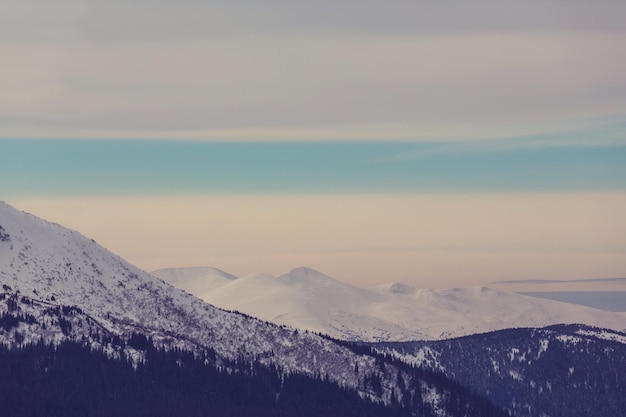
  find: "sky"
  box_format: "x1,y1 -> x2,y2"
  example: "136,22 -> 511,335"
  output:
1,0 -> 626,288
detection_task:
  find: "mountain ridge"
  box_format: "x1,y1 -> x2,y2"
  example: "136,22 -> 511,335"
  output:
0,200 -> 510,415
2,200 -> 623,417
372,324 -> 626,417
152,265 -> 626,342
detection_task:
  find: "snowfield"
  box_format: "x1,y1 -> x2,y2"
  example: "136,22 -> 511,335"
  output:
2,200 -> 623,417
153,266 -> 626,342
0,200 -> 477,409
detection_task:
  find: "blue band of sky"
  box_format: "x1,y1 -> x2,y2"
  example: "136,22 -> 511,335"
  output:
2,138 -> 625,196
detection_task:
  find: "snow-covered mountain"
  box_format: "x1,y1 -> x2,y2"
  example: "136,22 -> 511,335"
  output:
0,201 -> 364,376
151,266 -> 237,297
3,201 -> 625,417
153,266 -> 626,342
0,200 -> 505,415
373,324 -> 626,417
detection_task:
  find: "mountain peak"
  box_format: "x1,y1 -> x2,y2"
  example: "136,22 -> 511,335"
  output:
152,266 -> 237,280
386,282 -> 415,294
286,266 -> 324,276
281,266 -> 325,278
278,266 -> 339,286
4,201 -> 435,410
151,266 -> 238,296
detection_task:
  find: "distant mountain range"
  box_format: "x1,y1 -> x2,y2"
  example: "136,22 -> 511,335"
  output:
488,276 -> 626,294
152,266 -> 626,342
518,291 -> 626,312
0,201 -> 511,416
2,200 -> 624,417
492,277 -> 626,285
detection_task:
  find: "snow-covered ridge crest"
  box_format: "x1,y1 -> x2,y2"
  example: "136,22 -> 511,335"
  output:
153,265 -> 626,342
0,201 -> 403,404
2,200 -> 623,417
384,282 -> 416,294
6,201 -> 519,413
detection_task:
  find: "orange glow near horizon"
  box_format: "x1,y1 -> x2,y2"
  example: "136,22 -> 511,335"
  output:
7,192 -> 625,289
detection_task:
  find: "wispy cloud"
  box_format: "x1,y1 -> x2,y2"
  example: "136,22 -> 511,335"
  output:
387,116 -> 626,161
2,1 -> 625,288
1,1 -> 625,141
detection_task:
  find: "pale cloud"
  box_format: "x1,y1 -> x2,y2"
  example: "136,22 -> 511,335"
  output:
1,0 -> 625,141
3,1 -> 626,41
3,2 -> 624,291
7,193 -> 626,288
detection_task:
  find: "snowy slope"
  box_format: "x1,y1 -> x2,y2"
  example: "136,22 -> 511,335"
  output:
155,266 -> 626,342
151,266 -> 237,298
3,201 -> 623,417
373,324 -> 626,417
0,201 -> 414,406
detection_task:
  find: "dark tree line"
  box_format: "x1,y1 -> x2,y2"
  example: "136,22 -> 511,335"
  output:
0,337 -> 513,417
0,340 -> 409,417
0,301 -> 513,417
374,325 -> 626,417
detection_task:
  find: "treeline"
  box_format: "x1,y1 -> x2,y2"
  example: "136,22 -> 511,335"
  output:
0,340 -> 408,417
374,325 -> 626,417
0,311 -> 512,417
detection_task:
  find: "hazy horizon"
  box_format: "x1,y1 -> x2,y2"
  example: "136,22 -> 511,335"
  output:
2,1 -> 625,289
